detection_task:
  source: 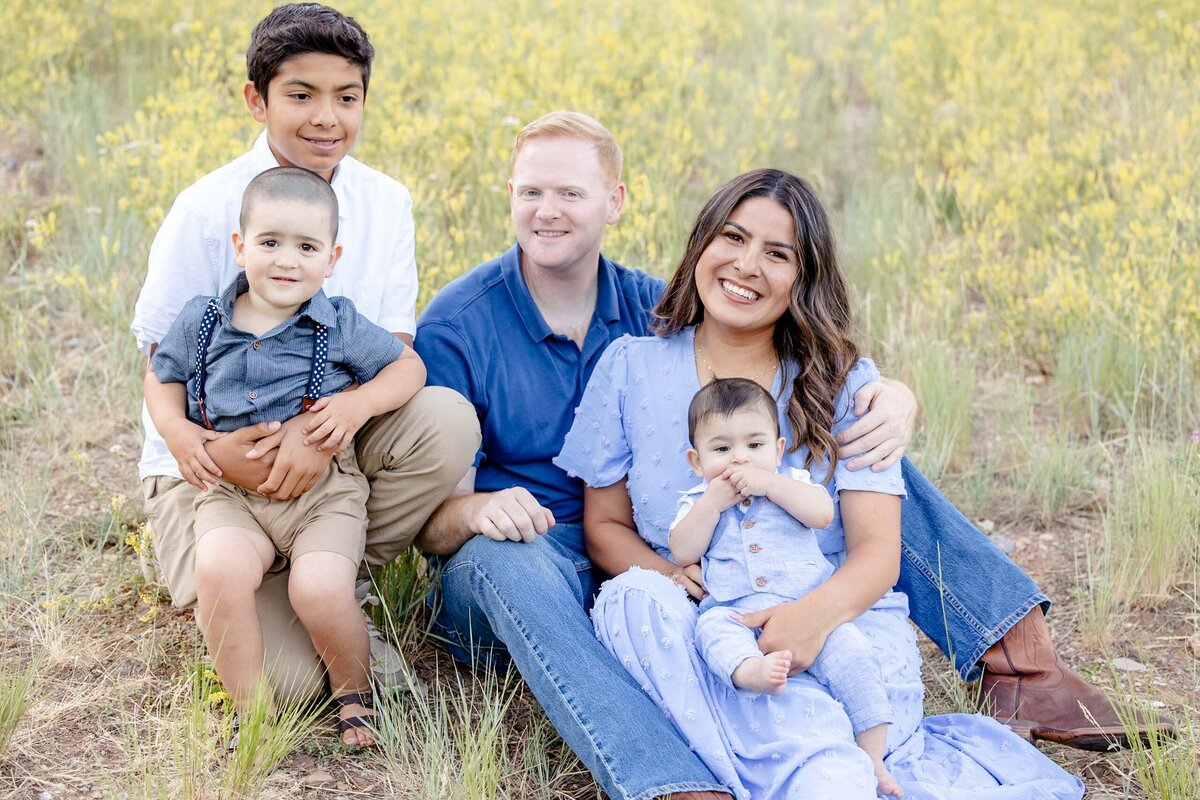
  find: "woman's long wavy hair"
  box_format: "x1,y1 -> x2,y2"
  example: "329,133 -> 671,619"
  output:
653,169 -> 859,473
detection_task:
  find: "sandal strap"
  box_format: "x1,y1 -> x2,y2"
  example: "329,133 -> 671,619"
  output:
337,713 -> 375,732
333,691 -> 374,710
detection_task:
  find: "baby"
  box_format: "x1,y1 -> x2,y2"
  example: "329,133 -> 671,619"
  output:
669,377 -> 902,797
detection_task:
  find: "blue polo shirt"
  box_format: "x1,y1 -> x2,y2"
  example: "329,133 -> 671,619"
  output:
416,244 -> 664,524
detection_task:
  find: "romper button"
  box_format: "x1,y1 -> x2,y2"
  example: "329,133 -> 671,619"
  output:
743,519 -> 756,529
749,544 -> 762,553
755,577 -> 768,587
741,498 -> 751,507
248,390 -> 258,399
252,340 -> 261,349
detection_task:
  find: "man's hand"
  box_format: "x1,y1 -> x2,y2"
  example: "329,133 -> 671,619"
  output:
472,489 -> 556,544
837,378 -> 917,472
724,465 -> 778,498
301,394 -> 370,453
251,416 -> 334,500
735,592 -> 837,673
471,487 -> 555,543
160,418 -> 223,490
700,474 -> 742,512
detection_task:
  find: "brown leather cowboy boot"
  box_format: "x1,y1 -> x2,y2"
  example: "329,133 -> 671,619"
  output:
979,608 -> 1174,750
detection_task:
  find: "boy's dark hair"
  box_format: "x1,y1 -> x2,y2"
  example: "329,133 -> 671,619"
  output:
247,3 -> 375,100
240,166 -> 340,241
687,378 -> 780,445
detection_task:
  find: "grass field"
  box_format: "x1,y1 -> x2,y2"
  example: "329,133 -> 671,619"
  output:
1,0 -> 1198,797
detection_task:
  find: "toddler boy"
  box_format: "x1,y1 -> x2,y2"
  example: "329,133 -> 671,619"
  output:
147,167 -> 426,746
670,378 -> 901,797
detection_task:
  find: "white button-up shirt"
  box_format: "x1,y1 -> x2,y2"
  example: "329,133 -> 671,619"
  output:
131,131 -> 417,479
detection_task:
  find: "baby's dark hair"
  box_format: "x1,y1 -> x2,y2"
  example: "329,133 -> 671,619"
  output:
247,3 -> 374,100
687,378 -> 780,445
240,166 -> 340,241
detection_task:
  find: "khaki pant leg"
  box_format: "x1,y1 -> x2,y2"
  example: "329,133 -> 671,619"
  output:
355,385 -> 480,569
142,476 -> 325,702
256,570 -> 326,703
141,476 -> 202,609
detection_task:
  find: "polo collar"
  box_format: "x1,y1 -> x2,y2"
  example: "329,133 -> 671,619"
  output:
501,244 -> 623,342
216,273 -> 339,328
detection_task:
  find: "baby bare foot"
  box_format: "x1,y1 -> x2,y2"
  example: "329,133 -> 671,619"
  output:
731,650 -> 792,695
873,760 -> 903,799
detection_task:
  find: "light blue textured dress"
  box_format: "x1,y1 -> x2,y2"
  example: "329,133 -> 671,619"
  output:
554,329 -> 1084,800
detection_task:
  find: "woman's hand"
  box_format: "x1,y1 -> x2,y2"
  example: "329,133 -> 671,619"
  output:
735,593 -> 838,672
837,378 -> 917,471
739,490 -> 902,673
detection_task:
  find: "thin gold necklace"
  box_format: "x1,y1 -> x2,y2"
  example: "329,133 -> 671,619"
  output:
694,328 -> 780,385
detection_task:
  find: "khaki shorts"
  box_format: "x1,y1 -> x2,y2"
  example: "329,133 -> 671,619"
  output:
193,447 -> 367,568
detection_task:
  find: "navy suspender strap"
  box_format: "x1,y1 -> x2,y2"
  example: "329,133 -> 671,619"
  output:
192,301 -> 329,429
299,324 -> 330,412
193,301 -> 222,430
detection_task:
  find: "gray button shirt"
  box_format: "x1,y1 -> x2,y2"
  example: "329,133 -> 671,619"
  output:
152,274 -> 404,431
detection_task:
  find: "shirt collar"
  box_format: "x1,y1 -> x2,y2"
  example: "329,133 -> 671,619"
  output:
250,132 -> 350,226
215,273 -> 339,328
500,244 -> 622,342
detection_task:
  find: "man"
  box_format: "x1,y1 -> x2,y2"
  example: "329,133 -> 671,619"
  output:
415,112 -> 1163,800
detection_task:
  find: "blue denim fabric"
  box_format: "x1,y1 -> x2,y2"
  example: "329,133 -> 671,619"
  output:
430,523 -> 729,800
897,458 -> 1050,681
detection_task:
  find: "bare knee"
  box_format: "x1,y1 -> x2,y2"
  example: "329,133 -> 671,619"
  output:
288,553 -> 357,618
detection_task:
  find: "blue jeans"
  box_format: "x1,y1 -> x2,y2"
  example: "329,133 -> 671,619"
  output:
431,459 -> 1049,796
898,458 -> 1050,680
430,523 -> 728,800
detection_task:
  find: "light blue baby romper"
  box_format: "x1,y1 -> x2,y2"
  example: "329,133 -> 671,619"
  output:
555,330 -> 1085,800
676,469 -> 892,737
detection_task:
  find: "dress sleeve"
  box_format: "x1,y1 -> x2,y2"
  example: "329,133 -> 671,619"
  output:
334,298 -> 407,382
829,357 -> 907,497
553,336 -> 633,488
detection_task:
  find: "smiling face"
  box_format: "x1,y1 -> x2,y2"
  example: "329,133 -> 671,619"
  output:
693,196 -> 800,338
508,136 -> 625,279
687,408 -> 786,482
244,52 -> 365,181
233,198 -> 341,317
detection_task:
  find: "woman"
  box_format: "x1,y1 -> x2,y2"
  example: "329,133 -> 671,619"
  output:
554,170 -> 1084,799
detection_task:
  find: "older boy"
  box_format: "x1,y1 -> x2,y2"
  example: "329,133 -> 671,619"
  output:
415,112 -> 1166,800
149,167 -> 424,744
131,3 -> 478,700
